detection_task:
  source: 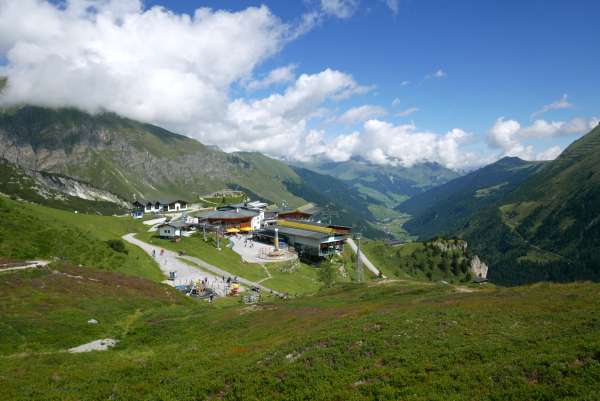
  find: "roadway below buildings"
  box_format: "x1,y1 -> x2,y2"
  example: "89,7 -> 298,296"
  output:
346,238 -> 385,279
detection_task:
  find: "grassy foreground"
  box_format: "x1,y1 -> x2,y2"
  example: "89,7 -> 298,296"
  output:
0,263 -> 599,400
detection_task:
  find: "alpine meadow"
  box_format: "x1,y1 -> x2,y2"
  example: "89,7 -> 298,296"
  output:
0,1 -> 599,400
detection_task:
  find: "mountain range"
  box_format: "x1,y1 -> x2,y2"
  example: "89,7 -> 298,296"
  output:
297,157 -> 459,208
2,103 -> 600,285
398,156 -> 547,239
0,106 -> 386,237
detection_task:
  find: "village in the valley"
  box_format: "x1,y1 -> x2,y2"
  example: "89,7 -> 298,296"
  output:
127,190 -> 371,303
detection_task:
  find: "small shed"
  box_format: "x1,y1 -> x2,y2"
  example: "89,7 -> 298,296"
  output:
131,209 -> 144,219
158,222 -> 182,239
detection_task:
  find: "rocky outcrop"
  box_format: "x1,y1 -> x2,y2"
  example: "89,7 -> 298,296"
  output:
470,255 -> 488,279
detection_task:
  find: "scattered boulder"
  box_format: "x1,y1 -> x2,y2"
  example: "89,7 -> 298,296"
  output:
87,319 -> 98,325
69,339 -> 118,353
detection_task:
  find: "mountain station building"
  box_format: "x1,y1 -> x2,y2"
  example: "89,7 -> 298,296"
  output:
253,220 -> 351,258
197,205 -> 265,233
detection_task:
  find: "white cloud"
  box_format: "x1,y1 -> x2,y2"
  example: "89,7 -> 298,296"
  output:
397,107 -> 419,117
400,80 -> 411,86
327,131 -> 361,161
520,117 -> 598,139
320,0 -> 359,19
246,64 -> 296,91
382,0 -> 399,15
536,146 -> 562,161
314,120 -> 484,169
487,118 -> 533,159
426,69 -> 447,79
0,0 -> 293,126
531,94 -> 573,119
391,97 -> 401,107
488,116 -> 597,160
337,104 -> 387,124
212,69 -> 369,159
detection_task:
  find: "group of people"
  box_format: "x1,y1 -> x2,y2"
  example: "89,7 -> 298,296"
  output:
149,244 -> 246,303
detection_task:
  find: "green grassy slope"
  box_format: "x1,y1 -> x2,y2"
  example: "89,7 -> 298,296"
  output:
460,125 -> 600,284
1,265 -> 599,400
399,157 -> 546,239
362,238 -> 473,282
0,196 -> 162,281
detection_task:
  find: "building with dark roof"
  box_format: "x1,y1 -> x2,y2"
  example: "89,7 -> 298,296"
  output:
254,221 -> 350,258
277,209 -> 314,221
198,205 -> 264,233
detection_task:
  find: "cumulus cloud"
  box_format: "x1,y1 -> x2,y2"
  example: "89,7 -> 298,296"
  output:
488,118 -> 533,159
0,0 -> 292,126
311,120 -> 485,169
531,94 -> 573,119
320,0 -> 359,19
245,64 -> 296,91
397,107 -> 419,117
212,68 -> 370,159
488,116 -> 597,159
337,104 -> 387,124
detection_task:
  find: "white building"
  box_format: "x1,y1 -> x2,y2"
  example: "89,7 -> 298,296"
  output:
132,199 -> 189,214
158,222 -> 183,239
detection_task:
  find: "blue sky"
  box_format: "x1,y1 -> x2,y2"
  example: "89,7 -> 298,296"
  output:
1,0 -> 598,168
